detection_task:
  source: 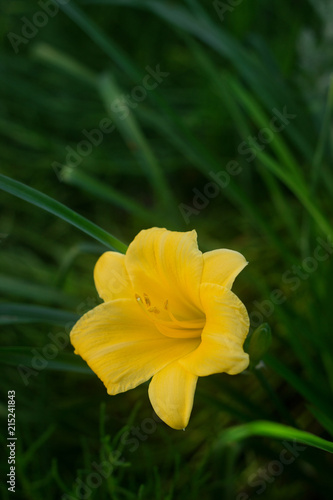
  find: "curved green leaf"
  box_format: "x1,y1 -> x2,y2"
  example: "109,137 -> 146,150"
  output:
0,174 -> 127,253
216,420 -> 333,454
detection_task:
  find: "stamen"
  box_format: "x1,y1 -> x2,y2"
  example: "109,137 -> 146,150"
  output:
135,294 -> 161,320
165,306 -> 205,329
135,294 -> 204,331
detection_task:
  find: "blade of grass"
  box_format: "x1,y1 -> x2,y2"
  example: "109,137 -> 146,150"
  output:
254,150 -> 333,238
37,4 -> 297,261
227,75 -> 303,181
53,0 -> 140,81
31,42 -> 96,86
0,174 -> 128,252
257,166 -> 301,242
97,72 -> 176,214
182,36 -> 301,243
311,76 -> 333,189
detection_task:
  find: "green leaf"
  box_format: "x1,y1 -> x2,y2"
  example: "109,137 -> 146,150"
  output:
54,0 -> 140,81
254,150 -> 333,238
226,75 -> 302,179
0,174 -> 127,253
312,77 -> 333,190
215,420 -> 333,454
32,42 -> 96,86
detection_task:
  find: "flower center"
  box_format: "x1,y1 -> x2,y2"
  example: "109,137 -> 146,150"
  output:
135,293 -> 204,339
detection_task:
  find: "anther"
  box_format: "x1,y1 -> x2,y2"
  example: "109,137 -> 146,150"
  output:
143,293 -> 151,307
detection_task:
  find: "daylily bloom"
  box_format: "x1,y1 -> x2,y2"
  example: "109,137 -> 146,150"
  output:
70,228 -> 249,429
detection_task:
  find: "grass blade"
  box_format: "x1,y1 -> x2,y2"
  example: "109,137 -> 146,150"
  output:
54,0 -> 140,81
97,72 -> 176,213
0,174 -> 127,252
215,420 -> 333,454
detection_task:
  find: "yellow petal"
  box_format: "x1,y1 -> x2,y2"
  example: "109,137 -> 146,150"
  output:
125,228 -> 204,322
94,251 -> 132,301
179,283 -> 249,376
202,249 -> 248,289
70,299 -> 200,395
148,361 -> 198,430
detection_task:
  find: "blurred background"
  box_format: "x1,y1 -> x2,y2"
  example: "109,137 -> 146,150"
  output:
1,1 -> 333,499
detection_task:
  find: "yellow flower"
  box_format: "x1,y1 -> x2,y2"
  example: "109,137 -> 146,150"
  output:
70,228 -> 249,430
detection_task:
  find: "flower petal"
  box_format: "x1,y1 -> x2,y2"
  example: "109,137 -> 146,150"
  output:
179,283 -> 249,376
125,228 -> 204,321
70,299 -> 200,395
202,249 -> 248,289
94,251 -> 132,301
148,361 -> 198,430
